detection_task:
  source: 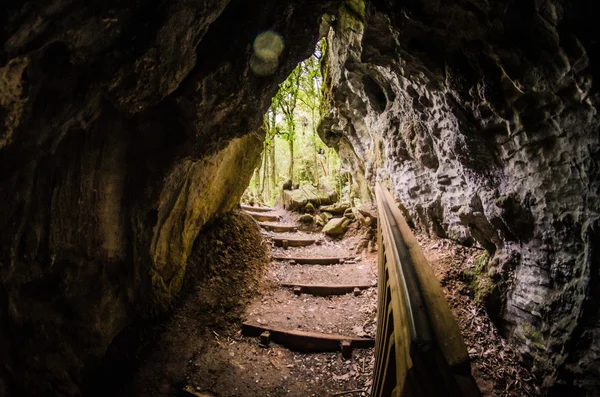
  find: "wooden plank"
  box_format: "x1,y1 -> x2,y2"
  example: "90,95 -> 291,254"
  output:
241,204 -> 274,213
271,256 -> 354,265
245,211 -> 280,222
241,321 -> 375,351
258,222 -> 297,232
272,237 -> 316,247
378,185 -> 471,370
280,283 -> 375,296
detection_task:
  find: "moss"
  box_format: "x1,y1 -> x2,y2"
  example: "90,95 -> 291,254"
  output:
344,0 -> 365,22
338,0 -> 365,32
148,132 -> 264,313
522,323 -> 546,350
467,251 -> 495,305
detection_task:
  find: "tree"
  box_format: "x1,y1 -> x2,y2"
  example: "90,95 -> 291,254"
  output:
272,65 -> 301,184
243,40 -> 343,206
297,42 -> 324,185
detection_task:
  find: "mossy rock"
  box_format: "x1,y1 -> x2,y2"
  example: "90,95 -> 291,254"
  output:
299,214 -> 314,223
322,217 -> 351,236
282,184 -> 336,211
321,202 -> 350,215
467,252 -> 496,306
343,207 -> 355,220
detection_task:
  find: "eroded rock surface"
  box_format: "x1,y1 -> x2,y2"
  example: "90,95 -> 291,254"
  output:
319,0 -> 599,393
0,1 -> 339,395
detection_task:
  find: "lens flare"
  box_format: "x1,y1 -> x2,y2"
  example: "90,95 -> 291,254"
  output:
251,31 -> 284,76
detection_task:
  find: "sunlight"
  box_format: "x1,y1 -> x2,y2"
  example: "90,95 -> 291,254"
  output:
244,40 -> 345,207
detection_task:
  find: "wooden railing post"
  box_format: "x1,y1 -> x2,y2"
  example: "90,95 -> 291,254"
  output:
371,183 -> 481,397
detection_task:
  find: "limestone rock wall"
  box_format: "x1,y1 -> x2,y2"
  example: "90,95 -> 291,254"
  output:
0,1 -> 339,395
320,0 -> 599,393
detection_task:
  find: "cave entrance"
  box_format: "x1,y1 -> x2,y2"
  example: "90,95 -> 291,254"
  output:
242,40 -> 350,208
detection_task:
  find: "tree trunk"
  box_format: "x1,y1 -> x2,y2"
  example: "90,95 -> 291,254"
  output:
260,141 -> 267,196
270,141 -> 276,193
312,108 -> 318,185
313,131 -> 318,185
288,137 -> 294,183
253,166 -> 260,199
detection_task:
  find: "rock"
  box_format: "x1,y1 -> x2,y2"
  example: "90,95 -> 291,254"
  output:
299,214 -> 314,224
367,240 -> 376,253
318,176 -> 339,203
320,1 -> 600,391
358,205 -> 377,221
360,216 -> 374,227
322,218 -> 351,236
320,202 -> 351,215
321,212 -> 333,222
315,217 -> 325,227
282,184 -> 337,211
1,0 -> 598,393
0,0 -> 340,394
183,386 -> 214,397
304,202 -> 316,213
281,179 -> 293,191
355,238 -> 369,254
343,207 -> 355,220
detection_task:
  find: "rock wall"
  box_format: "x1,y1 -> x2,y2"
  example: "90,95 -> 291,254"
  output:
319,0 -> 599,393
0,1 -> 340,395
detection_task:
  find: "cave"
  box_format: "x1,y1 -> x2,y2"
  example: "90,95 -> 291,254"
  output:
1,0 -> 598,396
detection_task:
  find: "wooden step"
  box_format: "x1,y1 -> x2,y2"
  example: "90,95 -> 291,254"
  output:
271,256 -> 356,265
245,211 -> 280,222
272,237 -> 316,248
259,222 -> 298,232
241,204 -> 274,213
242,321 -> 375,353
280,283 -> 375,296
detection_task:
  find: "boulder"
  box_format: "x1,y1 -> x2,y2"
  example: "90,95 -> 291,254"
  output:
299,214 -> 314,223
354,205 -> 377,227
281,179 -> 293,190
321,212 -> 333,222
357,205 -> 377,220
322,217 -> 351,236
360,216 -> 374,227
319,176 -> 339,203
305,202 -> 316,213
282,184 -> 337,211
320,202 -> 351,215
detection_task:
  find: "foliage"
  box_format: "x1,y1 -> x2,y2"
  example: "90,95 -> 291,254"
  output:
467,251 -> 495,306
245,40 -> 342,205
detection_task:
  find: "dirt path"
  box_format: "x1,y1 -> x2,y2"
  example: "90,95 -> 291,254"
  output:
229,206 -> 379,397
92,206 -> 540,397
174,207 -> 378,397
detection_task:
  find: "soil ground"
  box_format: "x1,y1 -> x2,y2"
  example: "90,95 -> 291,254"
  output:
417,235 -> 543,397
96,206 -> 543,397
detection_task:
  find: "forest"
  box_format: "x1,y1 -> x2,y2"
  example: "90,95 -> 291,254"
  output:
244,40 -> 348,206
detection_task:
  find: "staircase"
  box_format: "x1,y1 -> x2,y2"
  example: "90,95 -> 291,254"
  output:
240,204 -> 377,360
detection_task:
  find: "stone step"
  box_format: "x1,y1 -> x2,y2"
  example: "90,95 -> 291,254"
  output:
245,211 -> 280,222
280,283 -> 375,297
240,204 -> 275,213
272,237 -> 316,248
271,256 -> 357,265
258,222 -> 298,232
241,321 -> 374,356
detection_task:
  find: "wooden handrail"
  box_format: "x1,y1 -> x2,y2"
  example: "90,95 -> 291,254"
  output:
372,183 -> 481,397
